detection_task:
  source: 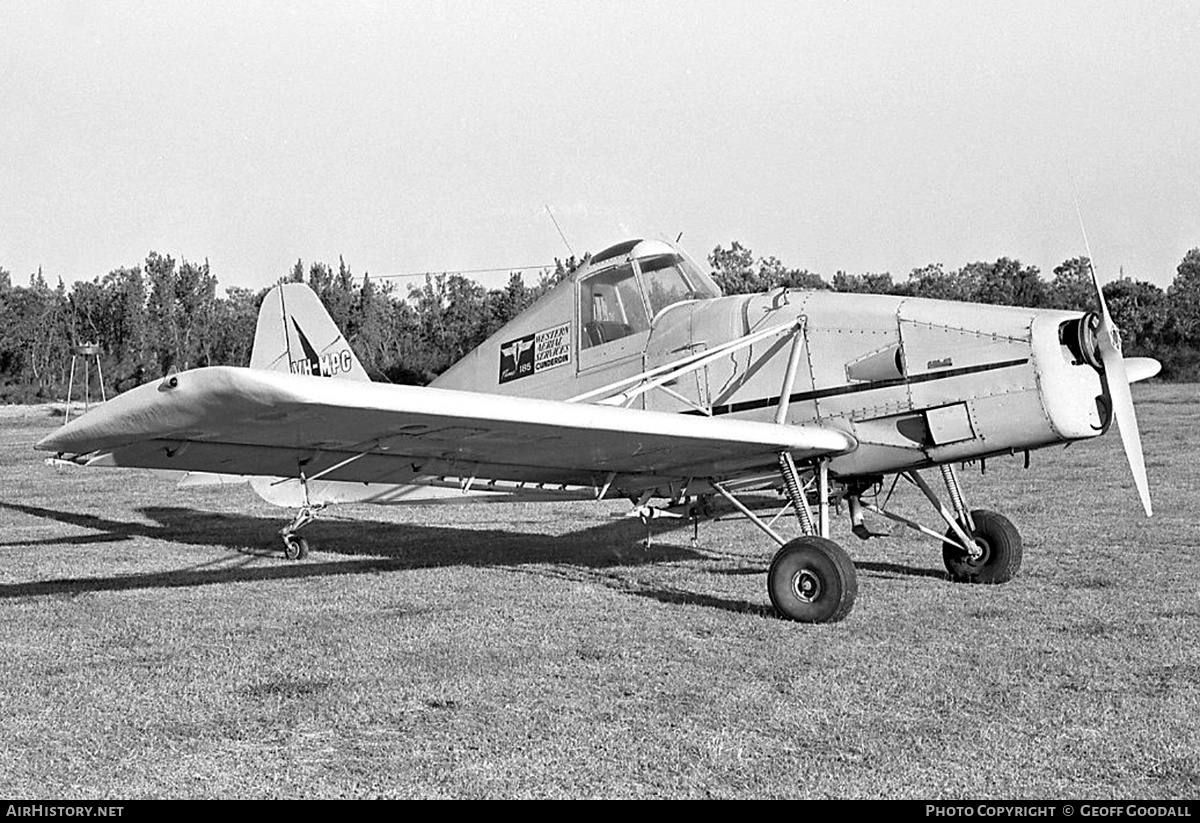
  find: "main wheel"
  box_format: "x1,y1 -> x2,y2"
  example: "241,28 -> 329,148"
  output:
767,536 -> 858,623
942,509 -> 1021,584
282,534 -> 310,560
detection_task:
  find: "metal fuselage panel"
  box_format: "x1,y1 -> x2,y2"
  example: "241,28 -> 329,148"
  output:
644,291 -> 1106,477
434,276 -> 1107,481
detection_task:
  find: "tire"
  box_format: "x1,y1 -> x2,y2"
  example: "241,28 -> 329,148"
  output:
767,536 -> 858,623
942,509 -> 1021,584
283,535 -> 309,560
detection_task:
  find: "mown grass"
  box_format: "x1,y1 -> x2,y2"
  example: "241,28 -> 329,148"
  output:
0,384 -> 1197,798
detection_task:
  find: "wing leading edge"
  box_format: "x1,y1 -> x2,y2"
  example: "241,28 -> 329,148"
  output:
36,367 -> 856,496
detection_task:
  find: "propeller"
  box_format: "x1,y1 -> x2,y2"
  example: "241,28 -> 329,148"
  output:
1087,258 -> 1154,516
1071,181 -> 1157,516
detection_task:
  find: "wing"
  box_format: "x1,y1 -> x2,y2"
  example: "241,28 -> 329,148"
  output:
37,367 -> 855,497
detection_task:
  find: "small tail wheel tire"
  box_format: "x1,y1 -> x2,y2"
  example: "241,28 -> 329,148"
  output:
282,534 -> 309,560
767,536 -> 858,623
942,509 -> 1021,584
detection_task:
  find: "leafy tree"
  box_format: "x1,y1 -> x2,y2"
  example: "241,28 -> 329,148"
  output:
1167,248 -> 1200,346
144,252 -> 180,374
832,271 -> 902,295
1046,257 -> 1095,311
305,257 -> 356,335
1103,278 -> 1167,354
484,273 -> 532,337
176,258 -> 219,367
708,242 -> 758,294
908,263 -> 974,301
7,270 -> 72,396
972,257 -> 1045,307
709,242 -> 828,294
102,267 -> 150,388
142,253 -> 220,371
348,273 -> 394,378
208,286 -> 265,369
405,274 -> 489,377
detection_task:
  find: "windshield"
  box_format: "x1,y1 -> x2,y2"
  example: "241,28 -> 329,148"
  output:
636,251 -> 721,318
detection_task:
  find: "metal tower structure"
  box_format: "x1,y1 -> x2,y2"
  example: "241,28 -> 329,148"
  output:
64,343 -> 106,425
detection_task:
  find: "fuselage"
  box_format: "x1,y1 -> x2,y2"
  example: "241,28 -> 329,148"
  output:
434,239 -> 1109,480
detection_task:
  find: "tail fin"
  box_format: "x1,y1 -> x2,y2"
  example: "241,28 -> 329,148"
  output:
250,283 -> 370,381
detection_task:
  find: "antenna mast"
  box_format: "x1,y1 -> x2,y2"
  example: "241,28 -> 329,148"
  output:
545,204 -> 575,258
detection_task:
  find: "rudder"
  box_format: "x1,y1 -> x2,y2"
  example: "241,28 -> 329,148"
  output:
250,283 -> 370,381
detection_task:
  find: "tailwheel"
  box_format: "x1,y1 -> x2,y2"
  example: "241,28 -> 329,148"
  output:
278,502 -> 320,560
942,509 -> 1021,584
282,533 -> 310,560
767,536 -> 858,623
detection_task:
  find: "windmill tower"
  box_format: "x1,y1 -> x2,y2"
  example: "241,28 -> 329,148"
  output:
64,342 -> 106,425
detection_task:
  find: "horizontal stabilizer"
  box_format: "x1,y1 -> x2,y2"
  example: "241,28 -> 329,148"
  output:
177,472 -> 251,489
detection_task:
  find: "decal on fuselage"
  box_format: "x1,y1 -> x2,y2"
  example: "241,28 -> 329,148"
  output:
499,322 -> 571,384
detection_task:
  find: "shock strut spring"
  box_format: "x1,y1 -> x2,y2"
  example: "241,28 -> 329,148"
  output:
778,452 -> 816,536
940,463 -> 968,524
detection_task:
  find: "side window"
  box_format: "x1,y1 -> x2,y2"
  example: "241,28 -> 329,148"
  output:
580,264 -> 649,349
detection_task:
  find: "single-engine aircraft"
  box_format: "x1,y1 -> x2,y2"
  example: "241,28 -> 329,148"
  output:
37,238 -> 1160,623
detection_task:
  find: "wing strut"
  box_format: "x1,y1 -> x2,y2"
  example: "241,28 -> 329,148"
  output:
774,329 -> 808,424
711,481 -> 788,547
568,318 -> 805,408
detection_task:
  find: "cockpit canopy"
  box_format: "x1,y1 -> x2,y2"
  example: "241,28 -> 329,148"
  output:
579,239 -> 721,350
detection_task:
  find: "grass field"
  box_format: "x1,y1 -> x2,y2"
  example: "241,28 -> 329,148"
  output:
1,385 -> 1197,799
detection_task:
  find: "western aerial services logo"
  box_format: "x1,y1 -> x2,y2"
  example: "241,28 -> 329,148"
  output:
289,320 -> 355,377
499,322 -> 570,384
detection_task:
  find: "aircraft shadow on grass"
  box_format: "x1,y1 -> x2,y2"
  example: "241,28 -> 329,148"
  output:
0,500 -> 941,615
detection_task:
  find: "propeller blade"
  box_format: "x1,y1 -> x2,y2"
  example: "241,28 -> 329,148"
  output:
1089,260 -> 1152,516
1099,342 -> 1152,516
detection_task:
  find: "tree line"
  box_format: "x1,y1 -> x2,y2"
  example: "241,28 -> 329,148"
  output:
0,254 -> 577,403
708,242 -> 1200,380
2,243 -> 1198,403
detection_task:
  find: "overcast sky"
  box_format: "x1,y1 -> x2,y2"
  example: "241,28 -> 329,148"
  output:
3,1 -> 1198,293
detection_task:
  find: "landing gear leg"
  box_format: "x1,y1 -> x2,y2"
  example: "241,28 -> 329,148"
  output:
857,466 -> 1023,584
772,455 -> 857,622
279,468 -> 322,560
713,455 -> 857,623
935,465 -> 1021,581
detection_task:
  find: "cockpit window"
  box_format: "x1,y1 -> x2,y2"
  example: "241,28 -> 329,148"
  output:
638,253 -> 699,318
580,263 -> 649,349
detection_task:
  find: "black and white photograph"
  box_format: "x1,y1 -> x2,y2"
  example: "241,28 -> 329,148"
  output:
1,0 -> 1197,801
